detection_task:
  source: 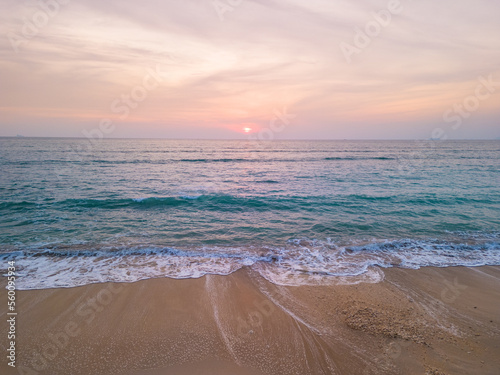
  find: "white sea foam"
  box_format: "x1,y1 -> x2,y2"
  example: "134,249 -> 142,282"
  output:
1,237 -> 499,290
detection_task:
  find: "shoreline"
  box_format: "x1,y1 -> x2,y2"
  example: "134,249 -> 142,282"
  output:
1,265 -> 499,375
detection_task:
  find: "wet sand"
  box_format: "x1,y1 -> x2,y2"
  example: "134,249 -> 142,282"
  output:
1,266 -> 499,375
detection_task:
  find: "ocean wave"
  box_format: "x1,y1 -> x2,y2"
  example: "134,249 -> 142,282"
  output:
324,156 -> 396,160
255,180 -> 280,184
1,236 -> 498,290
7,156 -> 401,165
0,195 -> 303,213
0,201 -> 39,210
1,193 -> 495,213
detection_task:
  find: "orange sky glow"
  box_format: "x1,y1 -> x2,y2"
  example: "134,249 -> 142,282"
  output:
1,0 -> 499,139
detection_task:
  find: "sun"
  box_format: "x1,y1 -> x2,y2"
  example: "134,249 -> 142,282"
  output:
243,127 -> 252,133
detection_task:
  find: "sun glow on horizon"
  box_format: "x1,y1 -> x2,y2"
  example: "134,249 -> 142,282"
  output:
1,1 -> 499,139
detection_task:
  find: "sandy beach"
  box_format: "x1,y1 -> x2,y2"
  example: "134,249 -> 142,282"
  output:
3,0 -> 500,373
1,266 -> 499,375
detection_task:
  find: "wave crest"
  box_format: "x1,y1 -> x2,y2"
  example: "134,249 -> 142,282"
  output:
1,236 -> 499,290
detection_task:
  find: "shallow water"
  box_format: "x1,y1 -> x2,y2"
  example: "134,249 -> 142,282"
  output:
1,138 -> 499,289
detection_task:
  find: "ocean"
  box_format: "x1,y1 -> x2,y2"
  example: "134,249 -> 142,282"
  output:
1,138 -> 499,289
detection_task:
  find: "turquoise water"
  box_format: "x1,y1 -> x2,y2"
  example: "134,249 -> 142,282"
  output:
1,138 -> 499,289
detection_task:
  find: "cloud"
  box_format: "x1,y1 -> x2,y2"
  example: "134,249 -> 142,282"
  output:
0,0 -> 499,138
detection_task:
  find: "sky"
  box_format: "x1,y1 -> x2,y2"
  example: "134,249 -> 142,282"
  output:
0,0 -> 499,139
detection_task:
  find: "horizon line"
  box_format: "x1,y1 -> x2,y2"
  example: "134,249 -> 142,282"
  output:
1,136 -> 499,141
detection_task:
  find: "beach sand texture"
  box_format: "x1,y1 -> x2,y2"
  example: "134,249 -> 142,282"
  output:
1,266 -> 499,375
